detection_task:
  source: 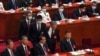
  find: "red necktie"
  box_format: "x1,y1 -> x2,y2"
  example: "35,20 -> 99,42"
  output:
25,46 -> 29,56
27,20 -> 30,31
27,20 -> 30,27
51,30 -> 53,38
43,45 -> 47,55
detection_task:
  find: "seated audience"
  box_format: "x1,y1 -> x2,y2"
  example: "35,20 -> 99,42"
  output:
34,36 -> 50,56
45,21 -> 60,53
72,4 -> 88,19
53,5 -> 68,21
6,0 -> 19,10
16,36 -> 31,56
60,30 -> 76,52
19,11 -> 35,39
29,15 -> 46,44
2,39 -> 17,56
87,1 -> 100,17
38,0 -> 51,7
37,6 -> 51,23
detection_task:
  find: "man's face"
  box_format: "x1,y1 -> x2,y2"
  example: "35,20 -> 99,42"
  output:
92,3 -> 97,6
59,6 -> 64,11
80,7 -> 86,12
65,32 -> 72,39
8,42 -> 14,49
52,25 -> 57,30
22,37 -> 29,45
26,13 -> 32,20
40,37 -> 46,44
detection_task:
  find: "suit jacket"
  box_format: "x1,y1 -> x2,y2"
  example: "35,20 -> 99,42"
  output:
45,27 -> 60,43
6,0 -> 19,10
72,9 -> 87,19
53,11 -> 67,21
38,0 -> 51,7
87,6 -> 100,17
50,0 -> 56,4
16,44 -> 31,56
75,0 -> 83,2
29,22 -> 46,43
2,48 -> 17,56
34,43 -> 49,56
60,38 -> 76,52
18,0 -> 31,7
62,0 -> 72,4
19,19 -> 34,39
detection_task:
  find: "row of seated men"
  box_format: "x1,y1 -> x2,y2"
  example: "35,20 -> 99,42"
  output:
5,0 -> 97,10
0,30 -> 76,56
19,1 -> 100,24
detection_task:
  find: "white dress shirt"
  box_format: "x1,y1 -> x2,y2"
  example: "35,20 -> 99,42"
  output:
37,11 -> 51,23
48,27 -> 55,38
7,48 -> 14,56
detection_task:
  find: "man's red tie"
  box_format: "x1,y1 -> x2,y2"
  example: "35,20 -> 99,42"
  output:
25,46 -> 29,56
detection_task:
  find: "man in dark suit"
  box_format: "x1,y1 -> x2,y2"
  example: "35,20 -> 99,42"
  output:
38,0 -> 52,7
29,15 -> 46,44
60,30 -> 76,52
16,36 -> 31,56
6,0 -> 19,10
34,36 -> 50,56
44,21 -> 60,53
72,4 -> 87,19
19,11 -> 35,39
53,5 -> 68,21
87,1 -> 100,17
62,0 -> 72,4
2,39 -> 17,56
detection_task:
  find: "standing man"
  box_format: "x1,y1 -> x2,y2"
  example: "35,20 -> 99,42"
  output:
19,11 -> 35,39
29,15 -> 46,44
45,21 -> 60,53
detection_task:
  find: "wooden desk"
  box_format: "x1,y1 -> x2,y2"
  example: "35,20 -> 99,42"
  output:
48,48 -> 100,56
58,17 -> 100,46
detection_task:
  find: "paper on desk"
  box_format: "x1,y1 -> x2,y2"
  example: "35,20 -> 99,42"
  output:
76,1 -> 84,5
95,16 -> 100,19
70,50 -> 86,55
51,4 -> 59,8
4,9 -> 15,13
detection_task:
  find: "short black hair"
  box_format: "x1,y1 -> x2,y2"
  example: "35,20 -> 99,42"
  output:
79,4 -> 86,8
20,35 -> 28,40
36,15 -> 42,20
65,30 -> 71,34
6,39 -> 13,45
39,36 -> 46,42
92,1 -> 97,3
